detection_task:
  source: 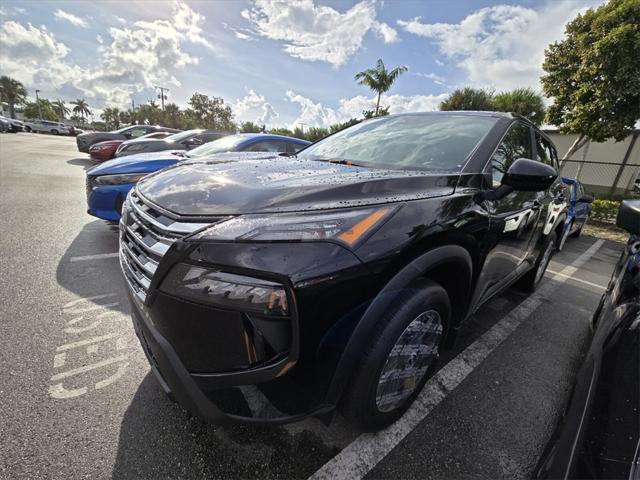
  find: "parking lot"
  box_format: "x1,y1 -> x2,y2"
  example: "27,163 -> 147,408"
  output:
0,132 -> 624,479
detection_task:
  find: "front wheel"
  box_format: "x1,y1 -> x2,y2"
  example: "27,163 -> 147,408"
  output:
51,129 -> 59,135
24,126 -> 31,132
519,234 -> 556,293
341,279 -> 450,431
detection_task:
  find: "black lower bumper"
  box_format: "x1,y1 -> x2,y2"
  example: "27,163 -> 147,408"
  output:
128,292 -> 330,425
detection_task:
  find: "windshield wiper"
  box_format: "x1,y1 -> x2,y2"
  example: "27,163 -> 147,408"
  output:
311,157 -> 367,167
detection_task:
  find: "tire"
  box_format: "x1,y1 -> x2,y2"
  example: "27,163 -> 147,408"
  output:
569,221 -> 584,238
24,126 -> 31,133
341,279 -> 450,431
518,233 -> 556,293
51,129 -> 59,135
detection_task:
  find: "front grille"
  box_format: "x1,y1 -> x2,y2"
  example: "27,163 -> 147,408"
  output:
119,191 -> 225,302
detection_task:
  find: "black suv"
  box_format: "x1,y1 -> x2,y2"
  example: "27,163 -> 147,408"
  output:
119,112 -> 567,430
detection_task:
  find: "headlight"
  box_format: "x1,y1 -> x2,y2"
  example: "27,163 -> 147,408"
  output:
190,206 -> 396,247
93,173 -> 148,185
161,264 -> 289,316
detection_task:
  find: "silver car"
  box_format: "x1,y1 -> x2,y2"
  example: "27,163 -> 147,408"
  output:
24,120 -> 71,135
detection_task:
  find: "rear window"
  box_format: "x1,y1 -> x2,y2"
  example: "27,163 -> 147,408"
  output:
296,114 -> 497,171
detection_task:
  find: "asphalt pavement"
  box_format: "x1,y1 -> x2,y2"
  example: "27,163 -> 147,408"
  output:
0,132 -> 624,479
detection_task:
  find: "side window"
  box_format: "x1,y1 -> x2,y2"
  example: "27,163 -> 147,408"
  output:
491,123 -> 531,187
535,133 -> 554,167
288,142 -> 306,153
130,128 -> 147,138
202,133 -> 222,142
244,141 -> 287,153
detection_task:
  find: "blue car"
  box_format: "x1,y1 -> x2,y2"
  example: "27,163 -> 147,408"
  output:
86,133 -> 311,222
558,177 -> 594,250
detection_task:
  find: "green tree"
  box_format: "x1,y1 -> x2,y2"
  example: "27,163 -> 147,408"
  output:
24,99 -> 57,121
362,106 -> 390,119
0,76 -> 27,119
119,109 -> 135,126
355,59 -> 408,116
136,102 -> 162,125
269,127 -> 296,137
439,87 -> 494,111
329,118 -> 361,133
240,121 -> 265,133
183,92 -> 235,131
51,99 -> 70,122
71,98 -> 92,124
542,0 -> 640,160
492,88 -> 546,126
162,103 -> 182,129
100,107 -> 121,129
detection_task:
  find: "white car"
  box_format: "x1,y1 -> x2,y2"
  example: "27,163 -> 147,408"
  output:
24,120 -> 71,135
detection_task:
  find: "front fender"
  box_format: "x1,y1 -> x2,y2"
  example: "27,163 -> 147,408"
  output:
323,244 -> 472,405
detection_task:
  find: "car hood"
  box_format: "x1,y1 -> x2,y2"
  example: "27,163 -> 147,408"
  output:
137,156 -> 458,215
87,151 -> 186,176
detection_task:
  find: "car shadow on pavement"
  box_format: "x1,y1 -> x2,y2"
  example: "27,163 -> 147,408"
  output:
112,373 -> 350,479
56,220 -> 128,315
67,157 -> 96,171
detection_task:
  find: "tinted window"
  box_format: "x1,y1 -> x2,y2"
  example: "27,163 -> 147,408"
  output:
297,114 -> 497,171
165,130 -> 203,142
129,128 -> 147,138
243,140 -> 287,152
535,133 -> 554,167
491,123 -> 532,186
288,141 -> 307,153
188,135 -> 249,157
202,133 -> 223,142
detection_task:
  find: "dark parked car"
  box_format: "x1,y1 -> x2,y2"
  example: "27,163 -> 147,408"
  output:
89,131 -> 175,162
119,112 -> 568,430
536,199 -> 640,479
558,177 -> 594,250
76,125 -> 180,153
114,129 -> 227,158
0,115 -> 23,132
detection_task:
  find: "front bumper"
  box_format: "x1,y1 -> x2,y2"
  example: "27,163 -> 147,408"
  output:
128,289 -> 331,425
87,183 -> 133,222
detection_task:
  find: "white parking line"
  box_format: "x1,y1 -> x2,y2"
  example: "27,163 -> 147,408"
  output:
69,252 -> 119,262
546,269 -> 606,291
309,239 -> 604,480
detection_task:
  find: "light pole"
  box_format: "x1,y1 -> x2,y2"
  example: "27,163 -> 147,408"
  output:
35,89 -> 43,120
155,85 -> 169,111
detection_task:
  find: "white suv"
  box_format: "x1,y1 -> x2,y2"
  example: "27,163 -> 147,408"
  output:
25,120 -> 71,135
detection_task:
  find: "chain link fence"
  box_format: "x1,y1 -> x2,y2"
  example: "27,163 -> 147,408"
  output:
560,160 -> 640,198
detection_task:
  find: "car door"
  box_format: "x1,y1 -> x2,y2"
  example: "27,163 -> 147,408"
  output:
475,122 -> 543,304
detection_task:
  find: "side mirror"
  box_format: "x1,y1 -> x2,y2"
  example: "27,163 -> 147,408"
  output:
617,200 -> 640,235
578,195 -> 594,203
502,158 -> 558,192
185,138 -> 203,147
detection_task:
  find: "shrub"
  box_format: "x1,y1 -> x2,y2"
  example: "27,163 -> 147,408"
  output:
591,199 -> 620,223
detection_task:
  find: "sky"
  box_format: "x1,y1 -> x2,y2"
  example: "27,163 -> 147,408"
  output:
0,0 -> 604,128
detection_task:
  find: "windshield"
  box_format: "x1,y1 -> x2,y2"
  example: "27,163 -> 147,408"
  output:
187,135 -> 248,157
297,114 -> 497,171
164,130 -> 202,142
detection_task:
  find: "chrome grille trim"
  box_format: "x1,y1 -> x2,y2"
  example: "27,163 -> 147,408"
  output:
119,191 -> 228,302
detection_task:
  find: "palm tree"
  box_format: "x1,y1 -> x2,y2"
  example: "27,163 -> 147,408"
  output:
52,99 -> 70,122
492,88 -> 546,126
0,76 -> 28,119
100,107 -> 121,129
439,87 -> 494,111
71,98 -> 92,124
355,59 -> 408,116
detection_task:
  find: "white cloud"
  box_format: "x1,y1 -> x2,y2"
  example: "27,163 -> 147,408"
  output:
286,90 -> 447,128
53,9 -> 89,29
234,89 -> 279,125
0,6 -> 25,17
96,34 -> 103,44
415,72 -> 446,85
398,1 -> 601,91
241,0 -> 398,67
0,2 -> 215,108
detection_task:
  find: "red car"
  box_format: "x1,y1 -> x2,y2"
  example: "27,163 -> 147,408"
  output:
89,131 -> 175,162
